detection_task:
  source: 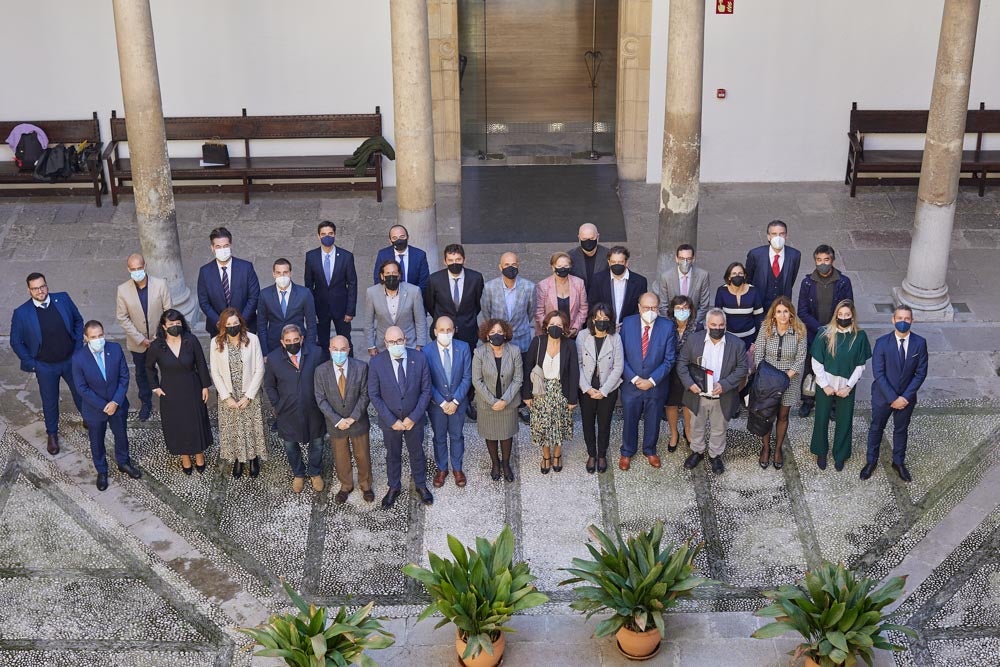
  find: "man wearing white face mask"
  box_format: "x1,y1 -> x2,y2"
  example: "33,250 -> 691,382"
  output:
257,258 -> 318,356
197,226 -> 260,337
745,220 -> 801,313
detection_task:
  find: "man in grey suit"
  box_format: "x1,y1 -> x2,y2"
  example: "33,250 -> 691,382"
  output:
314,335 -> 374,505
567,223 -> 610,291
365,259 -> 428,355
655,243 -> 712,327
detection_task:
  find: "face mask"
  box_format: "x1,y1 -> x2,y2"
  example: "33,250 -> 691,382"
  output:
387,343 -> 406,358
130,269 -> 146,283
392,239 -> 408,252
383,275 -> 400,290
729,275 -> 746,287
610,264 -> 627,276
214,247 -> 232,262
88,337 -> 105,353
275,275 -> 291,289
320,236 -> 336,247
580,239 -> 598,252
436,332 -> 453,346
709,328 -> 725,340
225,325 -> 241,337
836,317 -> 853,329
284,342 -> 302,355
674,309 -> 691,322
677,259 -> 692,275
554,267 -> 571,278
447,262 -> 464,275
165,325 -> 183,337
894,321 -> 911,334
816,262 -> 833,276
641,310 -> 657,324
501,266 -> 519,280
770,236 -> 786,251
594,320 -> 612,333
330,350 -> 349,365
547,325 -> 563,339
488,333 -> 506,347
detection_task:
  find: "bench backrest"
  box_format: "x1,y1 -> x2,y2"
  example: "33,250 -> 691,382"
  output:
850,103 -> 1000,134
0,112 -> 101,146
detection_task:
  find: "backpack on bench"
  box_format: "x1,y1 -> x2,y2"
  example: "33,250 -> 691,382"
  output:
14,131 -> 44,171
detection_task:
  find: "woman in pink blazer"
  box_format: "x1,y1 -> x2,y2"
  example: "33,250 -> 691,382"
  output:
535,252 -> 589,337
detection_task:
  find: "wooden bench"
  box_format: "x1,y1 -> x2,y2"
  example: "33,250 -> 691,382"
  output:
845,102 -> 1000,197
0,112 -> 106,206
103,108 -> 385,205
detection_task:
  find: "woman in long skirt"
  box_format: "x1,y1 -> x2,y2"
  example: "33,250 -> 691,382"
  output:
523,310 -> 579,474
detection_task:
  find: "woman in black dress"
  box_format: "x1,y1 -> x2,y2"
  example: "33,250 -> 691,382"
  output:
663,295 -> 700,453
145,309 -> 213,474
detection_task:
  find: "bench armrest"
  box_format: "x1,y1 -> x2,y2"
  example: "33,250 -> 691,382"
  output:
101,141 -> 119,162
847,132 -> 863,157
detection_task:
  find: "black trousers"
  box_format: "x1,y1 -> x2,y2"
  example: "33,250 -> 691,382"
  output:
318,315 -> 353,356
579,388 -> 619,458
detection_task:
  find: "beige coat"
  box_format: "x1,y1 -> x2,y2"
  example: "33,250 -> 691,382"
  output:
209,332 -> 266,401
116,276 -> 172,353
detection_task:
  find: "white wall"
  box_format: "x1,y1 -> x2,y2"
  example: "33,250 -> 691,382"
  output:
1,0 -> 397,185
646,0 -> 1000,183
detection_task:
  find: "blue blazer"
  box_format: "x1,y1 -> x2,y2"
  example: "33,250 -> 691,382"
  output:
303,246 -> 358,320
368,350 -> 432,427
197,258 -> 261,336
372,246 -> 430,291
71,341 -> 129,424
619,314 -> 676,395
798,272 -> 854,345
871,332 -> 928,406
745,245 -> 802,304
257,283 -> 318,355
423,340 -> 473,406
10,293 -> 84,372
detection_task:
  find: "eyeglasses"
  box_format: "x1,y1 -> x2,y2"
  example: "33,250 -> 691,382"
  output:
28,285 -> 47,292
385,338 -> 406,346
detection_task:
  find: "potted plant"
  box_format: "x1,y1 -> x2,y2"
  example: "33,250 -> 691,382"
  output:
559,522 -> 715,660
402,525 -> 549,667
751,561 -> 917,667
238,580 -> 394,667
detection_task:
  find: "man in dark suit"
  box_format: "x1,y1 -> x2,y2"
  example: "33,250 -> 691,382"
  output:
372,224 -> 430,291
314,335 -> 374,504
197,227 -> 260,336
263,325 -> 327,494
257,258 -> 318,356
678,308 -> 749,474
587,245 -> 648,330
862,305 -> 928,483
619,293 -> 676,471
744,220 -> 801,312
10,272 -> 84,454
423,316 -> 473,488
71,320 -> 141,490
304,221 -> 358,356
567,222 -> 609,291
423,243 -> 484,420
368,325 -> 433,509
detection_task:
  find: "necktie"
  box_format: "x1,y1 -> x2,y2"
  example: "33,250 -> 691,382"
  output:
641,325 -> 650,359
443,346 -> 452,382
280,290 -> 287,317
396,358 -> 406,388
290,354 -> 299,370
324,252 -> 332,285
898,338 -> 906,367
337,366 -> 346,399
95,351 -> 106,380
221,266 -> 231,304
397,255 -> 406,282
681,274 -> 688,296
453,278 -> 461,308
771,254 -> 781,278
41,302 -> 48,309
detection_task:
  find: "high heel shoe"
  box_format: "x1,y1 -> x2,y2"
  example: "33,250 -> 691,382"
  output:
232,461 -> 244,479
490,460 -> 502,481
181,464 -> 193,476
758,446 -> 771,469
773,448 -> 784,470
597,457 -> 607,473
248,457 -> 260,478
667,441 -> 678,453
195,462 -> 206,474
552,455 -> 563,473
585,457 -> 596,474
502,460 -> 515,482
541,455 -> 551,475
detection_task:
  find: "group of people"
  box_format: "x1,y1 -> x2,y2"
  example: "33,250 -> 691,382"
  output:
9,218 -> 928,503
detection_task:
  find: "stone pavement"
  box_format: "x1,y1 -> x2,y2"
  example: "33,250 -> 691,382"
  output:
1,181 -> 999,666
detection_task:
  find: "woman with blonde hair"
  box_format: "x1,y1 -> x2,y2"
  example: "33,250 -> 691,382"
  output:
752,296 -> 806,469
808,299 -> 871,471
534,251 -> 588,338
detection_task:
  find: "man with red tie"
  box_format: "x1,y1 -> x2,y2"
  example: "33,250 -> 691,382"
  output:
744,220 -> 802,313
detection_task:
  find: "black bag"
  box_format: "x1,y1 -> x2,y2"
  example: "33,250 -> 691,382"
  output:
70,142 -> 99,174
746,410 -> 774,436
33,145 -> 76,183
201,139 -> 230,167
14,131 -> 44,171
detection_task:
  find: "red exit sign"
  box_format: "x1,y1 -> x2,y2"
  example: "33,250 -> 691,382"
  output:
716,1 -> 733,14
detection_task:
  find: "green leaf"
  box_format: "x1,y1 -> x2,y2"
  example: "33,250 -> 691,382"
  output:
594,615 -> 626,638
827,631 -> 848,652
879,622 -> 918,638
751,621 -> 800,639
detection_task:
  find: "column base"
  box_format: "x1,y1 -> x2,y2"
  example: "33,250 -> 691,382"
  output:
893,286 -> 955,322
397,204 -> 439,273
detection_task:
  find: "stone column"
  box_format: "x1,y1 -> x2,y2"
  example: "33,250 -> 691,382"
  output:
428,0 -> 461,184
615,0 -> 652,181
111,0 -> 197,322
656,0 -> 705,280
390,0 -> 440,267
895,0 -> 980,320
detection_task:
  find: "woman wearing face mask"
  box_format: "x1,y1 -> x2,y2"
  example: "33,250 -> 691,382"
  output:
145,309 -> 213,474
752,296 -> 806,469
471,318 -> 523,481
808,299 -> 871,471
209,308 -> 267,479
523,311 -> 580,473
535,252 -> 588,338
714,262 -> 764,350
576,303 -> 623,473
664,295 -> 699,453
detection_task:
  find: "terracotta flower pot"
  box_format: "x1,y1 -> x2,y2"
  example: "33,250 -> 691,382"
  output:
456,630 -> 506,667
805,657 -> 820,667
615,626 -> 662,660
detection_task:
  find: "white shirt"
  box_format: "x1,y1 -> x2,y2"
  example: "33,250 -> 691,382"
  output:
449,270 -> 465,304
811,328 -> 866,390
333,360 -> 351,427
542,351 -> 560,379
33,296 -> 51,308
385,290 -> 400,321
631,319 -> 658,387
277,287 -> 291,305
286,350 -> 302,367
894,332 -> 910,358
217,260 -> 232,283
436,341 -> 459,408
611,270 -> 629,323
395,249 -> 410,281
768,247 -> 784,274
700,333 -> 726,395
321,244 -> 337,273
677,267 -> 691,296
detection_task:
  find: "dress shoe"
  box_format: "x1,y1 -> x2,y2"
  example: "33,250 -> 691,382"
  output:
834,459 -> 845,472
117,462 -> 142,479
46,434 -> 60,455
248,457 -> 260,478
619,456 -> 631,471
597,457 -> 607,473
683,452 -> 703,470
502,462 -> 515,482
759,446 -> 771,469
552,455 -> 563,472
860,461 -> 878,480
232,461 -> 244,479
798,402 -> 813,418
773,449 -> 784,471
181,464 -> 193,476
362,489 -> 375,503
667,441 -> 678,453
416,486 -> 434,505
817,455 -> 828,470
585,457 -> 596,474
96,472 -> 109,491
311,476 -> 325,492
466,404 -> 478,422
892,462 -> 912,482
518,409 -> 530,425
647,455 -> 662,469
490,460 -> 501,481
454,470 -> 467,487
138,402 -> 152,422
335,489 -> 351,504
709,456 -> 725,474
195,462 -> 206,474
381,488 -> 401,508
292,477 -> 305,493
433,470 -> 448,488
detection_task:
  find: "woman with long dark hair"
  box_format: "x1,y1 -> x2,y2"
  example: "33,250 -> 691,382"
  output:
523,310 -> 579,473
576,303 -> 623,473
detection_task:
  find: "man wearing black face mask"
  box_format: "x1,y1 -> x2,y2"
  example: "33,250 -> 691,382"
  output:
587,246 -> 647,330
372,225 -> 430,291
304,221 -> 358,357
567,223 -> 609,290
796,245 -> 854,417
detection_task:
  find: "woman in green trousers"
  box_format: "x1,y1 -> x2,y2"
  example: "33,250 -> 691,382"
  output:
809,300 -> 871,471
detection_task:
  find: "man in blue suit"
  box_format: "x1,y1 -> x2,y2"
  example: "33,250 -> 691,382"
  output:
71,321 -> 141,491
862,305 -> 928,483
368,325 -> 433,509
10,273 -> 84,455
423,316 -> 472,488
618,292 -> 676,471
372,224 -> 430,291
744,220 -> 801,312
197,227 -> 260,336
258,258 -> 318,356
304,221 -> 358,355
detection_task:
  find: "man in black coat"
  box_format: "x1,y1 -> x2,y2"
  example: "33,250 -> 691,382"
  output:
587,245 -> 647,330
263,324 -> 327,494
303,221 -> 358,355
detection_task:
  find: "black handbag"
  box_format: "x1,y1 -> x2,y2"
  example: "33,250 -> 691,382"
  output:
201,138 -> 230,167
